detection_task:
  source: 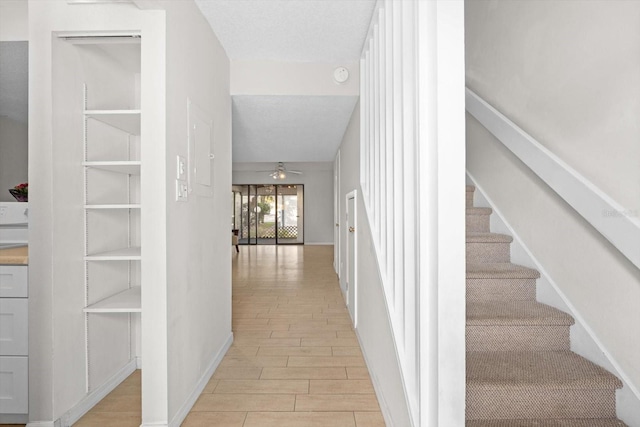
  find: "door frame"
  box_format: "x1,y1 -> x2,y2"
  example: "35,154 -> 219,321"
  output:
334,151 -> 341,275
235,184 -> 304,245
345,190 -> 357,328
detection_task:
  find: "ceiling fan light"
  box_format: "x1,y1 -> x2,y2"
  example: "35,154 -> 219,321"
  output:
279,172 -> 286,179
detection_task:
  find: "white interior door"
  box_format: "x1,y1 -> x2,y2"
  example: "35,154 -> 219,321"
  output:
346,191 -> 356,326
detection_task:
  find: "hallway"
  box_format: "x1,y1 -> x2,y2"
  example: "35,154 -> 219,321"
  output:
75,245 -> 384,426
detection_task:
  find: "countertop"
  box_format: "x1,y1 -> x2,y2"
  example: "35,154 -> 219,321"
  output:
0,246 -> 28,265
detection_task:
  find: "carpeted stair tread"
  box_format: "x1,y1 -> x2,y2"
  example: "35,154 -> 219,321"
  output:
466,419 -> 627,426
467,263 -> 540,279
467,185 -> 476,192
467,232 -> 513,243
467,351 -> 623,389
467,207 -> 493,215
467,301 -> 574,326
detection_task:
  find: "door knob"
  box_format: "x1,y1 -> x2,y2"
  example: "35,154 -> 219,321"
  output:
349,226 -> 355,233
336,223 -> 339,227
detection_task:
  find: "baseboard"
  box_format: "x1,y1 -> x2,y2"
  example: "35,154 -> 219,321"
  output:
26,422 -> 58,427
167,333 -> 233,427
1,414 -> 28,424
59,358 -> 138,427
468,173 -> 640,425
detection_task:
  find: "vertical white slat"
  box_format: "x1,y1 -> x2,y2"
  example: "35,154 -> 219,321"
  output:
363,52 -> 370,197
401,0 -> 418,417
372,24 -> 380,235
378,7 -> 387,281
384,0 -> 395,303
368,39 -> 375,206
416,0 -> 438,424
392,0 -> 405,331
431,1 -> 467,425
360,56 -> 367,194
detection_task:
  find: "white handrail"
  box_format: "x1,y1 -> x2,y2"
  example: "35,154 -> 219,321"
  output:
466,88 -> 640,271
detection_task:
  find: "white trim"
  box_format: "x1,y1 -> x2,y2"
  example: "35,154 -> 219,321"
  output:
334,150 -> 341,277
468,175 -> 640,405
168,333 -> 233,427
26,422 -> 57,427
1,414 -> 28,424
466,88 -> 640,271
60,358 -> 137,426
346,190 -> 358,328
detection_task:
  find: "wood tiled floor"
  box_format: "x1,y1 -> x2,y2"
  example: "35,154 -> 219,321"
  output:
74,245 -> 384,426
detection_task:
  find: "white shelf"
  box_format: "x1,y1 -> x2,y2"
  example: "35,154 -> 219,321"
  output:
85,247 -> 141,261
83,161 -> 141,175
84,287 -> 141,313
84,109 -> 141,135
84,204 -> 141,209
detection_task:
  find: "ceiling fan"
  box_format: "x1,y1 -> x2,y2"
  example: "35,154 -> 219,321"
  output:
259,162 -> 302,180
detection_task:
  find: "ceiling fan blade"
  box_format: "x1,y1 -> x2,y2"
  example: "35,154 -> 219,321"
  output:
287,170 -> 303,174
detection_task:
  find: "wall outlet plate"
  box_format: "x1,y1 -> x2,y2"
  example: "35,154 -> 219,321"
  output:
176,179 -> 188,202
176,155 -> 187,180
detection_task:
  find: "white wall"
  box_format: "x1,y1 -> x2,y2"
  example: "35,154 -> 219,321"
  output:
466,0 -> 640,214
0,116 -> 28,202
466,2 -> 640,421
233,163 -> 334,244
0,0 -> 28,41
161,0 -> 232,423
231,61 -> 359,96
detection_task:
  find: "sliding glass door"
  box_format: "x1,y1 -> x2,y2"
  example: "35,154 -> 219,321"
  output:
232,184 -> 304,245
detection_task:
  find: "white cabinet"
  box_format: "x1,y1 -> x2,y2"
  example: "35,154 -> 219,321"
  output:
0,356 -> 28,414
0,299 -> 28,355
0,265 -> 28,418
0,265 -> 28,298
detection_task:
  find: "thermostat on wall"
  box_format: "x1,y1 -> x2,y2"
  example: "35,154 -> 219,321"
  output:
333,66 -> 349,84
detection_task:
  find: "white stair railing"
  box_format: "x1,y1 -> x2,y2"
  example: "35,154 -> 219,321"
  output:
360,1 -> 466,425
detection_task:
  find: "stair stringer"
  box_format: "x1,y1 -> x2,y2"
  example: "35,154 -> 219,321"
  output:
467,173 -> 640,426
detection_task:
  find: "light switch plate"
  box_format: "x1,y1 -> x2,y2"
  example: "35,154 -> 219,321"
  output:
176,155 -> 187,180
176,179 -> 188,202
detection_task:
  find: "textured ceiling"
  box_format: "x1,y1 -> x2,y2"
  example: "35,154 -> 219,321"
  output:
0,41 -> 28,124
195,0 -> 375,165
195,0 -> 376,62
232,95 -> 358,163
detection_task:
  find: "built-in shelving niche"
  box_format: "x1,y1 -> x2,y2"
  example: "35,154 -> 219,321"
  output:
59,33 -> 142,395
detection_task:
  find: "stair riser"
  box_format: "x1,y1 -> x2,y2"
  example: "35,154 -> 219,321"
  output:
467,242 -> 511,263
467,190 -> 474,207
466,279 -> 537,302
467,387 -> 617,419
466,420 -> 628,427
466,325 -> 570,351
467,214 -> 491,232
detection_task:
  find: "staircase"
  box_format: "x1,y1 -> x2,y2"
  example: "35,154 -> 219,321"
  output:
465,185 -> 627,426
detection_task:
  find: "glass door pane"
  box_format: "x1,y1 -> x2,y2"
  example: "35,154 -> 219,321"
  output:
256,185 -> 276,244
276,184 -> 303,244
246,185 -> 258,245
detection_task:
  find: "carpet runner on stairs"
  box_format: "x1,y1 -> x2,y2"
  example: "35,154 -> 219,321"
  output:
465,185 -> 626,426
